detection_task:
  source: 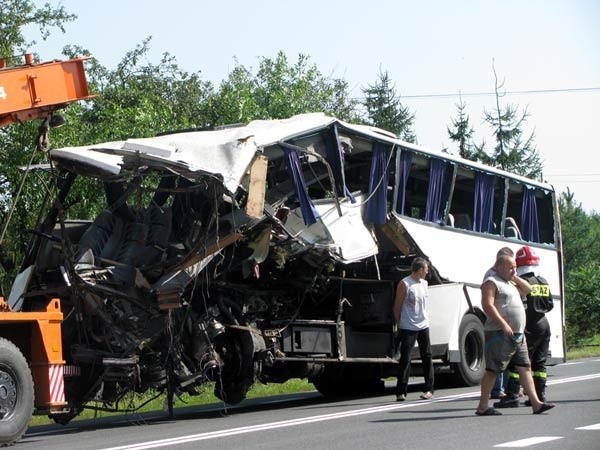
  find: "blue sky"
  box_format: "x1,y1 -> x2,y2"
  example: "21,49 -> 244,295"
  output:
26,0 -> 600,211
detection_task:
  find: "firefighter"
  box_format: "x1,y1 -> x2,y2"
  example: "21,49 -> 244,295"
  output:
495,245 -> 554,408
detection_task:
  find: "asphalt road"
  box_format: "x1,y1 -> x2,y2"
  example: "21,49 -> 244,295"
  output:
19,358 -> 600,450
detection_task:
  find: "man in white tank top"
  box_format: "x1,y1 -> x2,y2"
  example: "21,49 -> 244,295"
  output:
392,257 -> 434,401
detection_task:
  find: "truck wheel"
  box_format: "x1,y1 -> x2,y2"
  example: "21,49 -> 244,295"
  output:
0,337 -> 34,446
452,314 -> 485,386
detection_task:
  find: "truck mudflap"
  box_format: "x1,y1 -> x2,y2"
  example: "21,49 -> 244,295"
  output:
0,298 -> 67,411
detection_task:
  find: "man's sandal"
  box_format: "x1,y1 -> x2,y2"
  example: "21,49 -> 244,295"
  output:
533,403 -> 555,414
475,407 -> 502,416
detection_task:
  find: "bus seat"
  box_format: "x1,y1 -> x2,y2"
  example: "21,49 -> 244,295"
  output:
75,210 -> 115,261
504,217 -> 522,239
454,213 -> 472,230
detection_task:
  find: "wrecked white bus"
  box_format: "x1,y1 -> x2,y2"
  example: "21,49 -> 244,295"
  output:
6,112 -> 564,422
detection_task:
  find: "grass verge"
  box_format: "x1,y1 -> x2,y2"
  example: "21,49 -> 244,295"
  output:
566,334 -> 600,360
30,378 -> 315,426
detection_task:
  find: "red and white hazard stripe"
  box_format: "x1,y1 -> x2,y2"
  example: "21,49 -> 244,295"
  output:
48,364 -> 65,404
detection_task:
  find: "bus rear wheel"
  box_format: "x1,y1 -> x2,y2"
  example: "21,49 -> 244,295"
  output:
452,314 -> 485,386
0,337 -> 34,446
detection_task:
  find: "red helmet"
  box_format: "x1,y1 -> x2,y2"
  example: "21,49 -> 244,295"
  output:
515,246 -> 539,266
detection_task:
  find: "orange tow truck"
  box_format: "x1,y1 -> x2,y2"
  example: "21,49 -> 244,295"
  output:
0,54 -> 93,446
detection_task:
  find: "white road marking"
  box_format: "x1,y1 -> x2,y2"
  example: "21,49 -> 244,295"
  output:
494,436 -> 563,447
99,391 -> 477,450
576,423 -> 600,430
560,359 -> 600,366
547,373 -> 600,385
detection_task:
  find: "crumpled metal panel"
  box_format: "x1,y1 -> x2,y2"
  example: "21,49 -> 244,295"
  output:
51,144 -> 124,177
50,113 -> 337,194
284,194 -> 378,264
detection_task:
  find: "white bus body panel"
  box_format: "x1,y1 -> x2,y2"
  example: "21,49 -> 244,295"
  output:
395,214 -> 565,361
427,283 -> 470,361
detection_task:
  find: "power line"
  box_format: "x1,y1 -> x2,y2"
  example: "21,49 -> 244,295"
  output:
549,180 -> 600,184
400,86 -> 600,99
546,173 -> 600,177
545,173 -> 600,184
352,86 -> 600,101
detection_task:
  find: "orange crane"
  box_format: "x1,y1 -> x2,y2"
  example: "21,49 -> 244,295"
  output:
0,53 -> 93,446
0,53 -> 94,127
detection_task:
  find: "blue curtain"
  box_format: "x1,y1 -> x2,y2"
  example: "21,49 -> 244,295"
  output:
425,159 -> 450,223
521,186 -> 540,242
365,143 -> 391,224
473,172 -> 495,233
325,125 -> 355,202
395,150 -> 413,215
284,147 -> 320,225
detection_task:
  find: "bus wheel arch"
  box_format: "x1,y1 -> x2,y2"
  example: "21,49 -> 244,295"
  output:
452,314 -> 485,386
0,337 -> 34,446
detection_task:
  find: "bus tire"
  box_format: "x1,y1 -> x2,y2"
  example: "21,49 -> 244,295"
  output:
0,337 -> 34,446
452,314 -> 485,386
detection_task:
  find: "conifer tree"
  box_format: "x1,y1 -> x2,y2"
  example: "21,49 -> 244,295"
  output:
479,64 -> 543,179
362,70 -> 416,142
447,97 -> 478,161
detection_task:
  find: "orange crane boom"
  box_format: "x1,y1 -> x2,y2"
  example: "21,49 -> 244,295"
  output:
0,54 -> 95,127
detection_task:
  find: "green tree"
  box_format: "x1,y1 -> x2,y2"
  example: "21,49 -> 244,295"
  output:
0,0 -> 75,60
58,38 -> 215,145
559,190 -> 600,273
478,65 -> 543,178
558,190 -> 600,345
208,63 -> 259,125
209,51 -> 356,126
362,70 -> 415,142
0,1 -> 77,292
565,262 -> 600,343
447,97 -> 479,161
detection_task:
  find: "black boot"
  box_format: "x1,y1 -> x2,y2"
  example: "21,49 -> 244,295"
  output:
525,375 -> 547,406
494,395 -> 519,408
534,375 -> 547,402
